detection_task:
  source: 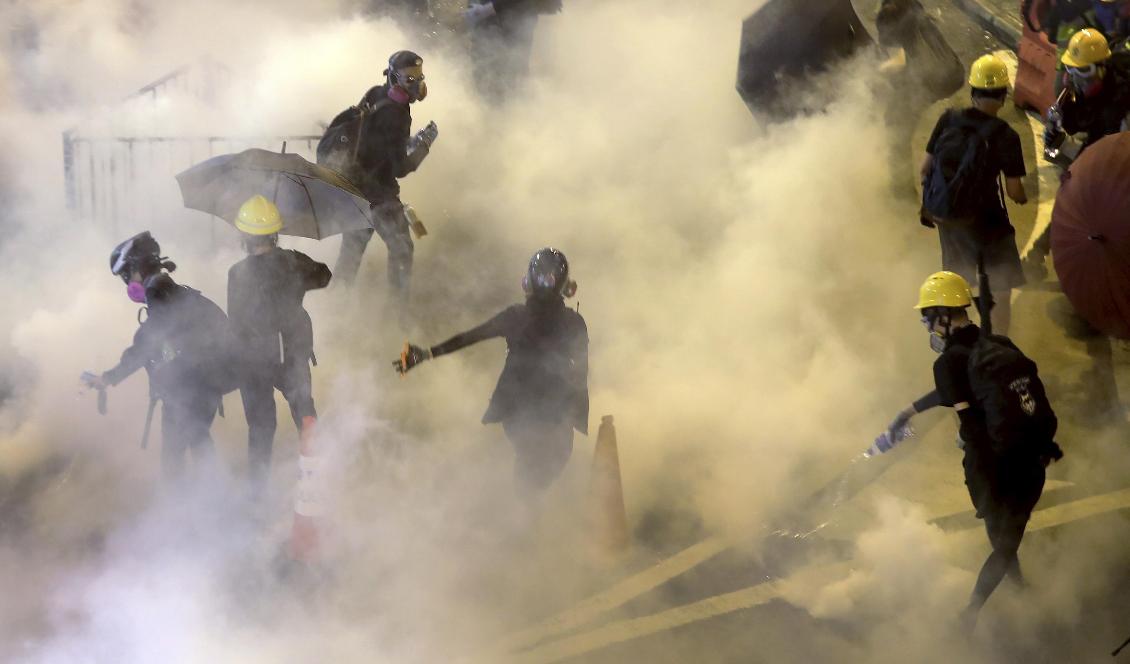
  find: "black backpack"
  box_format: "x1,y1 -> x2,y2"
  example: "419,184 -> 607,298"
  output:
967,334 -> 1058,455
316,105 -> 367,175
316,96 -> 397,176
922,113 -> 1000,222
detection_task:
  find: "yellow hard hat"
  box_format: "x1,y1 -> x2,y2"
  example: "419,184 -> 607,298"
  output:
968,54 -> 1010,89
1061,29 -> 1112,67
914,271 -> 974,310
235,195 -> 283,235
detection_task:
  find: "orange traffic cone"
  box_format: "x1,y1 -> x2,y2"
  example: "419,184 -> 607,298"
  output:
588,415 -> 630,556
289,415 -> 323,563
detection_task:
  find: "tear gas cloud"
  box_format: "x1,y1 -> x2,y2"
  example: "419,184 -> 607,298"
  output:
1,0 -> 1128,662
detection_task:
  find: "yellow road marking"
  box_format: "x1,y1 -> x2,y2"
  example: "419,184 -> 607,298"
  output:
481,535 -> 731,656
506,488 -> 1130,663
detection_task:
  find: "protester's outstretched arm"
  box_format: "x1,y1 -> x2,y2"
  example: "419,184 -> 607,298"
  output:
394,308 -> 512,373
292,251 -> 331,290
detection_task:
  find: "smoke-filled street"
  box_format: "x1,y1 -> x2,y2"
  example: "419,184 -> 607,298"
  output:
1,1 -> 1129,663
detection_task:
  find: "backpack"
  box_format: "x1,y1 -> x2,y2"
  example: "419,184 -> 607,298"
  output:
967,334 -> 1057,455
168,287 -> 243,395
922,113 -> 1001,222
316,96 -> 398,176
316,105 -> 366,175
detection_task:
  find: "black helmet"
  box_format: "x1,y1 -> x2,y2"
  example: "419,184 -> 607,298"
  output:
523,247 -> 575,298
109,231 -> 173,283
385,50 -> 426,101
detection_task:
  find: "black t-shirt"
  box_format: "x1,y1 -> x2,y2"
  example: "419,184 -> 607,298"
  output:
925,108 -> 1025,221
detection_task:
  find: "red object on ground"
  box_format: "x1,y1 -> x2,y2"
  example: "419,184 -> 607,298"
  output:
1014,19 -> 1058,114
289,415 -> 322,562
1051,133 -> 1130,339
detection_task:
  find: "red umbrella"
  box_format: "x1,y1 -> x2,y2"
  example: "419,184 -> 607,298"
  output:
1051,132 -> 1130,339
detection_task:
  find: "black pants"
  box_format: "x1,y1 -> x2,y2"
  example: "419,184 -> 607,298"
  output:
965,451 -> 1046,610
334,199 -> 413,298
160,389 -> 221,481
240,360 -> 317,490
502,415 -> 574,495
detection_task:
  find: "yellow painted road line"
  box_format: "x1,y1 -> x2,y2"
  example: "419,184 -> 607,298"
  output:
481,535 -> 732,656
506,488 -> 1130,663
1027,487 -> 1130,532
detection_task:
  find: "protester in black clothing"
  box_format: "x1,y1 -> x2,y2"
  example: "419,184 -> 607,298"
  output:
882,272 -> 1062,631
333,50 -> 438,311
227,196 -> 331,494
1024,29 -> 1130,276
920,55 -> 1028,335
394,248 -> 588,494
83,232 -> 236,481
464,0 -> 562,100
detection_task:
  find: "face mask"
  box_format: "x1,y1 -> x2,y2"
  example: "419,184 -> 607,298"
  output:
922,314 -> 948,353
127,281 -> 147,303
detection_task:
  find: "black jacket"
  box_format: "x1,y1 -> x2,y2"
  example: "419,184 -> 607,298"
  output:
1060,64 -> 1130,148
227,248 -> 331,367
352,84 -> 419,202
431,296 -> 589,433
104,275 -> 236,397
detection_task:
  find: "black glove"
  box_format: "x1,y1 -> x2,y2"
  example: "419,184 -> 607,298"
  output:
393,343 -> 432,374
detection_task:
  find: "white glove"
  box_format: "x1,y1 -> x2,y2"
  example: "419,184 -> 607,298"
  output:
415,121 -> 439,148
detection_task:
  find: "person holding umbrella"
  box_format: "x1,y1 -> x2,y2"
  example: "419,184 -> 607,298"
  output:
227,195 -> 332,496
393,248 -> 588,495
82,232 -> 238,482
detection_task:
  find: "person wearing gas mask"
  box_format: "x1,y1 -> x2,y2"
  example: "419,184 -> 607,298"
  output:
393,248 -> 588,495
1045,0 -> 1130,92
463,0 -> 562,100
333,50 -> 438,315
876,272 -> 1062,632
1024,28 -> 1130,278
82,232 -> 238,482
227,196 -> 332,497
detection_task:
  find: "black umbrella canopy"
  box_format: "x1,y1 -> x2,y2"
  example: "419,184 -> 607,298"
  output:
175,149 -> 373,240
737,0 -> 875,115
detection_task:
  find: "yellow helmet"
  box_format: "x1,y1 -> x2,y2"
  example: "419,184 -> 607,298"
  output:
968,54 -> 1010,89
914,271 -> 973,310
1061,29 -> 1112,67
236,195 -> 283,235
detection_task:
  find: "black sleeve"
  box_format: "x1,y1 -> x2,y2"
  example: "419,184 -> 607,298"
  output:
912,390 -> 943,412
103,326 -> 153,386
568,314 -> 590,433
290,251 -> 332,291
925,111 -> 950,155
932,350 -> 973,407
997,127 -> 1026,178
366,106 -> 415,179
429,307 -> 516,358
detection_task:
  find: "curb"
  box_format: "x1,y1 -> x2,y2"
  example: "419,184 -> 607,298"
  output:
950,0 -> 1022,50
